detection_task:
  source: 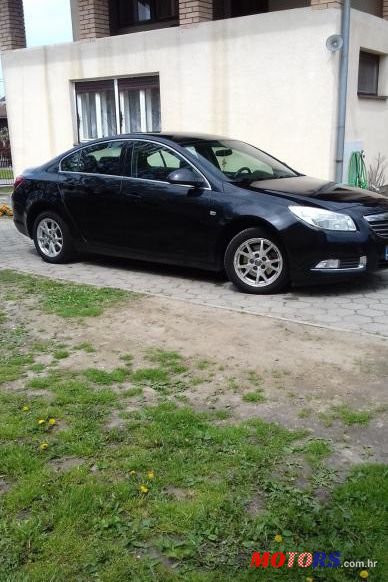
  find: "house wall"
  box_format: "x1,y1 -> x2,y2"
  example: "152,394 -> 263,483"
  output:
345,9 -> 388,180
3,7 -> 341,178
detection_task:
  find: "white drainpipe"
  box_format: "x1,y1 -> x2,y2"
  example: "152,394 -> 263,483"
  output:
335,0 -> 351,183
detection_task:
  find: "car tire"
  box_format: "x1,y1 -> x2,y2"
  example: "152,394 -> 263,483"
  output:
33,211 -> 75,264
224,227 -> 289,294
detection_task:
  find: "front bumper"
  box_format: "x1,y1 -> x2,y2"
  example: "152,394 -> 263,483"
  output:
283,218 -> 388,285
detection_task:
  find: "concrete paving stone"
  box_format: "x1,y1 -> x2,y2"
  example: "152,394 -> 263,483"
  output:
2,219 -> 388,337
341,313 -> 372,324
360,309 -> 388,318
362,323 -> 388,335
343,302 -> 373,310
364,303 -> 387,311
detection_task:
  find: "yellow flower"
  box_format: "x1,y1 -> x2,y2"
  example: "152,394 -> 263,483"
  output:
48,418 -> 56,426
139,484 -> 149,494
37,419 -> 46,425
147,471 -> 155,480
306,577 -> 314,582
274,534 -> 283,543
40,442 -> 49,451
22,405 -> 30,412
360,572 -> 369,579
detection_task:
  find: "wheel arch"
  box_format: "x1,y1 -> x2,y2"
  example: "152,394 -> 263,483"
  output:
218,216 -> 284,264
26,201 -> 66,237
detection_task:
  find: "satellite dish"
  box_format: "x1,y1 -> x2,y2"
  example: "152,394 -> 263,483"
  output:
326,34 -> 344,52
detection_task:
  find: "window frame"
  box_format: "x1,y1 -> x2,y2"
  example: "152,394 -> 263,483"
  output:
59,138 -> 212,190
110,0 -> 179,34
126,139 -> 211,189
59,139 -> 127,178
214,0 -> 268,20
358,50 -> 380,97
74,76 -> 161,144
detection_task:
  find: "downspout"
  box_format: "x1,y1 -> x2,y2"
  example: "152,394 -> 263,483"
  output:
335,0 -> 351,183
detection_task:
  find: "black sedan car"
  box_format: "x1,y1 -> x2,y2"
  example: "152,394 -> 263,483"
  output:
12,133 -> 388,294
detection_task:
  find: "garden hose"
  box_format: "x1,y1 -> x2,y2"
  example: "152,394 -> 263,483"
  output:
348,151 -> 368,189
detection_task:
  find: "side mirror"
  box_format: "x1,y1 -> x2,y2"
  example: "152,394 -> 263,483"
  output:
167,168 -> 205,188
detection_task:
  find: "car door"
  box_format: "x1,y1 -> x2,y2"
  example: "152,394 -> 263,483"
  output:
59,140 -> 127,248
119,140 -> 221,266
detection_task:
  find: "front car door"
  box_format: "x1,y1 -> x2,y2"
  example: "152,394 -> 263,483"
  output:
119,139 -> 221,268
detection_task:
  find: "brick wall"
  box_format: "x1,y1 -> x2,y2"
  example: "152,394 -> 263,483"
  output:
179,0 -> 213,25
78,0 -> 110,40
383,0 -> 388,20
311,0 -> 343,8
0,0 -> 26,51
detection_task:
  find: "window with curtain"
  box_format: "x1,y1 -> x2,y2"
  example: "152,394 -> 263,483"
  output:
75,76 -> 161,142
358,51 -> 380,96
118,77 -> 161,134
75,80 -> 117,142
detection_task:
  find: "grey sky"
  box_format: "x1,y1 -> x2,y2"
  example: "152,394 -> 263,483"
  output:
0,0 -> 73,97
23,0 -> 72,47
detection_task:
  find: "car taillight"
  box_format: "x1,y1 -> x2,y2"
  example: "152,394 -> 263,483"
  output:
14,176 -> 25,190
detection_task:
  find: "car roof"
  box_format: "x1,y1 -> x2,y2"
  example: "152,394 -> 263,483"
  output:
81,132 -> 233,146
145,132 -> 232,143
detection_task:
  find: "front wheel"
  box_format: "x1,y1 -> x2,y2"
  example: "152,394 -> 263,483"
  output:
224,227 -> 289,294
33,211 -> 75,263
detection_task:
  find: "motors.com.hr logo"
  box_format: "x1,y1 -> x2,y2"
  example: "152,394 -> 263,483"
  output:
250,548 -> 377,578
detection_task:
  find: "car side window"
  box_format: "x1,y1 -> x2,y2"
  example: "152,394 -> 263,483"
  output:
61,150 -> 82,172
131,141 -> 198,182
79,141 -> 126,176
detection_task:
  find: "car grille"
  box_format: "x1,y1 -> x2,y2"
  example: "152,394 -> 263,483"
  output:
364,212 -> 388,239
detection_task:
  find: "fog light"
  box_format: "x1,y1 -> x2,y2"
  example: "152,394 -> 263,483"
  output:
314,259 -> 340,269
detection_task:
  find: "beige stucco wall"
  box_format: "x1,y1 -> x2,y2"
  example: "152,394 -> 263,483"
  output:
3,7 -> 341,178
345,9 -> 388,180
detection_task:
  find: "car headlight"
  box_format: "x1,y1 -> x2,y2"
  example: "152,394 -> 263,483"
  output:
289,206 -> 357,232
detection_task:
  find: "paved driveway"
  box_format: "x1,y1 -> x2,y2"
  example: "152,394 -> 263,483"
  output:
2,218 -> 388,337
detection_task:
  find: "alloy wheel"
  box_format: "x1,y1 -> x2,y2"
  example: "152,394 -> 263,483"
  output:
233,237 -> 283,288
36,218 -> 64,258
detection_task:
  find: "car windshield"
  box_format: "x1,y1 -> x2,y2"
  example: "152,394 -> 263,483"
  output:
183,139 -> 298,183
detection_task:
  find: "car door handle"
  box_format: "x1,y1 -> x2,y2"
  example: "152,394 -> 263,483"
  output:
126,192 -> 142,199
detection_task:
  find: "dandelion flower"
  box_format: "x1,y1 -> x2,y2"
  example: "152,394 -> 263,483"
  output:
38,419 -> 46,425
40,442 -> 49,451
22,405 -> 30,412
139,484 -> 149,494
147,471 -> 155,480
360,572 -> 369,579
48,418 -> 56,426
274,534 -> 283,543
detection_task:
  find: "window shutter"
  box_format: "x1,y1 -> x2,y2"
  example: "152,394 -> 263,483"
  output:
118,76 -> 159,91
75,80 -> 115,93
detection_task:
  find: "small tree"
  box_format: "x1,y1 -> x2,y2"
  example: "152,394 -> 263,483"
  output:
368,154 -> 387,194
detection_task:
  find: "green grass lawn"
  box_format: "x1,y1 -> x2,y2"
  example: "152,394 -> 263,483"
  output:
0,270 -> 135,318
0,272 -> 387,581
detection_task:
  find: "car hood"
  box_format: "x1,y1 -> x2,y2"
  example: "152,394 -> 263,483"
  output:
247,176 -> 388,210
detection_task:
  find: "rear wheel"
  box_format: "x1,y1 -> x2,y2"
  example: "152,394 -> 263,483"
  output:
33,211 -> 75,263
224,227 -> 288,294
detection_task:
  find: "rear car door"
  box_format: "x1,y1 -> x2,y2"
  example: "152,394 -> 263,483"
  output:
59,140 -> 126,248
119,140 -> 219,266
